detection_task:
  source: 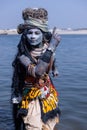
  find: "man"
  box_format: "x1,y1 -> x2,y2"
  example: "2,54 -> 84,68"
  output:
11,8 -> 61,130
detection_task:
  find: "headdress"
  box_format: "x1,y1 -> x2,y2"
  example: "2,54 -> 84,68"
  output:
17,8 -> 49,34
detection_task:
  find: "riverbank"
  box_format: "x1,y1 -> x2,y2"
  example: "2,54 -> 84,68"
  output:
50,29 -> 87,35
57,29 -> 87,35
0,29 -> 87,35
0,29 -> 17,35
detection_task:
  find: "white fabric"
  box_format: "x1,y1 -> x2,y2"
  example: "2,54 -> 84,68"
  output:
23,98 -> 42,130
22,98 -> 59,130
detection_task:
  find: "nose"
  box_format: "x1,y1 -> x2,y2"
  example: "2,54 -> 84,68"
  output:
31,33 -> 36,39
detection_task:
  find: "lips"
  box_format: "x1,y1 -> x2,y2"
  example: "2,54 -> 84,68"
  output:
30,38 -> 36,42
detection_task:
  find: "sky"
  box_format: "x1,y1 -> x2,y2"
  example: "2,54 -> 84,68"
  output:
0,0 -> 87,29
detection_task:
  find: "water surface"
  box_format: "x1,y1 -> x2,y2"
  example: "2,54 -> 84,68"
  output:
0,34 -> 87,130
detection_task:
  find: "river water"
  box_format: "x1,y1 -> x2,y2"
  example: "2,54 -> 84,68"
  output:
0,34 -> 87,130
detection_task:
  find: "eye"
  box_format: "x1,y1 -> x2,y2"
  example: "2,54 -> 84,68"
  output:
28,31 -> 33,34
35,31 -> 41,35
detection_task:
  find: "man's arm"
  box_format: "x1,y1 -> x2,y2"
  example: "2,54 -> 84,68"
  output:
35,27 -> 61,76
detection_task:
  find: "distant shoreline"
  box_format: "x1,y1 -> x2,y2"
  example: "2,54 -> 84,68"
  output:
0,29 -> 87,35
0,29 -> 17,35
57,30 -> 87,35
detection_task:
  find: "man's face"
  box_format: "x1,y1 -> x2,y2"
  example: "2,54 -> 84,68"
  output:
26,28 -> 43,46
